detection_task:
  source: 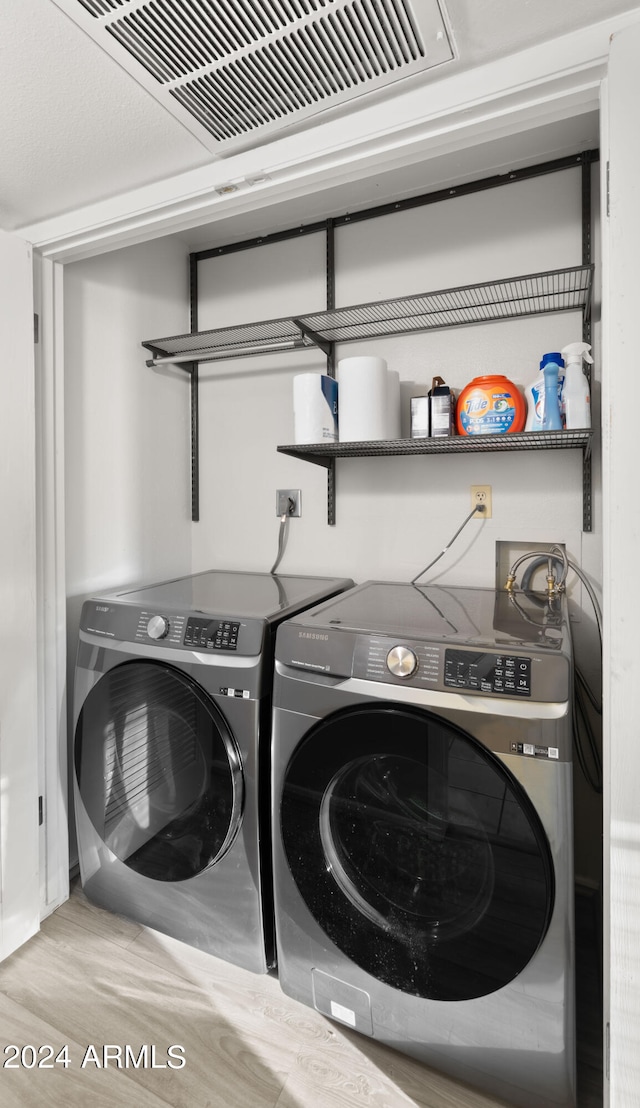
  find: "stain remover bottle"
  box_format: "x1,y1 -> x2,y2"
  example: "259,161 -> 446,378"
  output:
560,341 -> 592,429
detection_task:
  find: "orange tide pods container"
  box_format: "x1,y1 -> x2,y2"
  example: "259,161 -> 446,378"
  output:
456,374 -> 525,436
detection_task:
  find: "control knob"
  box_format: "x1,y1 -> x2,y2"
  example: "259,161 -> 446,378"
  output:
386,645 -> 418,678
147,615 -> 170,640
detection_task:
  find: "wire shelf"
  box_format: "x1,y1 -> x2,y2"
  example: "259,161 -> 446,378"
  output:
142,317 -> 306,363
300,266 -> 593,344
142,265 -> 593,364
278,430 -> 592,466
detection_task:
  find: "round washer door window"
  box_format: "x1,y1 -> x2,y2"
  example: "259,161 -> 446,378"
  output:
280,705 -> 554,1001
75,660 -> 243,882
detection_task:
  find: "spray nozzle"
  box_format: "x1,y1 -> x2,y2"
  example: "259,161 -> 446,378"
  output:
561,341 -> 593,365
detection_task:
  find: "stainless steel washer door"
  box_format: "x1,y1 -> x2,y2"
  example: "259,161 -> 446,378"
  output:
279,703 -> 554,1001
75,660 -> 243,882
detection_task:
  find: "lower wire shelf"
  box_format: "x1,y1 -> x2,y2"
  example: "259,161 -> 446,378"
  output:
278,429 -> 592,463
277,429 -> 593,528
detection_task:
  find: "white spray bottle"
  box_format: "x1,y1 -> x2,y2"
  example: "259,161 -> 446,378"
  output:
561,341 -> 592,429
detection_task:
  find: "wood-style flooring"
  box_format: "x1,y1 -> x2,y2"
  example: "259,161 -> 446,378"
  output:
0,883 -> 602,1108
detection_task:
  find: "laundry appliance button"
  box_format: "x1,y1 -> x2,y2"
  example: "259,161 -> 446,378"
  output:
386,645 -> 418,678
147,615 -> 170,640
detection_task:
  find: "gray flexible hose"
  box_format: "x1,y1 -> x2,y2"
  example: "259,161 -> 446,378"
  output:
411,505 -> 483,584
270,515 -> 290,575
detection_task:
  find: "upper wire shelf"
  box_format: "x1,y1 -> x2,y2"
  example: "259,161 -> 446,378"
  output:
142,264 -> 593,365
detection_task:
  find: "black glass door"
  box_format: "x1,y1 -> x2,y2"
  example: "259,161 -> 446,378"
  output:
280,705 -> 554,1001
75,660 -> 243,882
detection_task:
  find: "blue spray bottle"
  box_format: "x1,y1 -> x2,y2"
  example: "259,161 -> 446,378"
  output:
541,354 -> 563,430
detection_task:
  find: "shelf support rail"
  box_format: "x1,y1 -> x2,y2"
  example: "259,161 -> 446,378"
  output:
581,150 -> 593,533
326,218 -> 336,524
189,363 -> 199,522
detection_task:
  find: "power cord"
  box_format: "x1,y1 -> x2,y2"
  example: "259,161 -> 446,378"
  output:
411,505 -> 485,585
271,495 -> 298,574
270,513 -> 290,575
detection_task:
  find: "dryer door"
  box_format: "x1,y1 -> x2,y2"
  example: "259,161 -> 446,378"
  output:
75,660 -> 243,882
280,704 -> 554,1001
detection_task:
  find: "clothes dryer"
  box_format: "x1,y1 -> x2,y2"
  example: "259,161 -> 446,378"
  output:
73,569 -> 352,973
271,581 -> 575,1107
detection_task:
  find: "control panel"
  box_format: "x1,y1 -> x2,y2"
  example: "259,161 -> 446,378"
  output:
184,617 -> 240,651
276,620 -> 569,703
351,636 -> 539,698
444,649 -> 531,697
81,601 -> 266,657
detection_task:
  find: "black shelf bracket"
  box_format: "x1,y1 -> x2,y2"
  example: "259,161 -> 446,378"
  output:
292,319 -> 332,356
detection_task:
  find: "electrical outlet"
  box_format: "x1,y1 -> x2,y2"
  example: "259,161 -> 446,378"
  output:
276,489 -> 301,517
470,485 -> 492,518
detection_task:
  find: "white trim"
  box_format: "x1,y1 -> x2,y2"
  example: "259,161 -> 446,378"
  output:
599,73 -> 611,1108
35,254 -> 69,918
600,21 -> 640,1105
0,230 -> 40,960
17,14 -> 628,261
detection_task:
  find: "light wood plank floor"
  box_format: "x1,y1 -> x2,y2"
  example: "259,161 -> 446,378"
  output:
0,883 -> 602,1108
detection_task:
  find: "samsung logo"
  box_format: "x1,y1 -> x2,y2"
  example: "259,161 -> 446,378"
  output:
298,632 -> 329,641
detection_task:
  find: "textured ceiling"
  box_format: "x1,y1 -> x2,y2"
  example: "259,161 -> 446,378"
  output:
1,0 -> 639,233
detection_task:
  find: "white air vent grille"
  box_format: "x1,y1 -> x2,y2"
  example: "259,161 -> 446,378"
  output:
68,0 -> 453,152
171,5 -> 425,141
79,0 -> 128,14
106,2 -> 325,80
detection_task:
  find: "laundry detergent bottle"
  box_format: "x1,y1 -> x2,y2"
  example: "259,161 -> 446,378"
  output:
456,374 -> 525,435
561,341 -> 592,429
524,352 -> 565,431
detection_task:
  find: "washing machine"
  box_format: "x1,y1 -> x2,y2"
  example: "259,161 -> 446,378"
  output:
72,569 -> 352,973
271,581 -> 575,1107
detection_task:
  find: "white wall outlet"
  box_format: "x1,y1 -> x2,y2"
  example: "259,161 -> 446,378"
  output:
276,489 -> 301,517
470,485 -> 492,518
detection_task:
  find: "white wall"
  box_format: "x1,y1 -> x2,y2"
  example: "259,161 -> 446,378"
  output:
63,235 -> 193,862
64,235 -> 193,605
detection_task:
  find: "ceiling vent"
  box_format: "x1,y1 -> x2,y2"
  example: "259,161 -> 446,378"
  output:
57,0 -> 453,154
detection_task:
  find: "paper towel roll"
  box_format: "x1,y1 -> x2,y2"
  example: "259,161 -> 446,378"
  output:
385,370 -> 402,439
338,356 -> 388,441
293,373 -> 338,444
